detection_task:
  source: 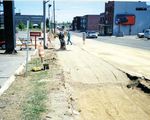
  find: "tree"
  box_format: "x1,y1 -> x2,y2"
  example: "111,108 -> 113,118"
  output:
29,22 -> 33,29
18,21 -> 25,31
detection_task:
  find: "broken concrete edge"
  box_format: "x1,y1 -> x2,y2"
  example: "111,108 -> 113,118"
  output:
98,55 -> 150,92
0,49 -> 38,96
118,68 -> 150,93
118,68 -> 150,81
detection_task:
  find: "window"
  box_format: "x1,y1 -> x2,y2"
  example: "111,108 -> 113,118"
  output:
136,7 -> 147,11
0,1 -> 4,29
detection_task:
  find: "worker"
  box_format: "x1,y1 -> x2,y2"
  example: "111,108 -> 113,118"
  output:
38,42 -> 45,63
67,30 -> 72,45
83,32 -> 86,44
58,31 -> 66,50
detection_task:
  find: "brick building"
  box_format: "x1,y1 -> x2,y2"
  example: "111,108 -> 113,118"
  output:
80,15 -> 99,32
99,12 -> 106,35
99,1 -> 114,35
72,15 -> 99,32
72,16 -> 82,31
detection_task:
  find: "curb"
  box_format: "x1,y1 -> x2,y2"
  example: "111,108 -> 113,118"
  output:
0,75 -> 15,96
0,49 -> 38,96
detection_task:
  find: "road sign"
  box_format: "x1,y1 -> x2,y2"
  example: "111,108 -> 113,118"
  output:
30,32 -> 41,49
30,32 -> 41,37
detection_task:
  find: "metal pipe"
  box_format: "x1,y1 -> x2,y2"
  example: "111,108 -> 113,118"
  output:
43,0 -> 46,48
48,4 -> 51,32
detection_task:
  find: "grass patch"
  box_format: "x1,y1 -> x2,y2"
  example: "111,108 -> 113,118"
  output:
22,58 -> 49,120
0,49 -> 58,120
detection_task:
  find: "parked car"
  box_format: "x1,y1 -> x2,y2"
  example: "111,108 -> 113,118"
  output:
86,31 -> 98,38
0,40 -> 5,50
144,29 -> 150,39
0,29 -> 5,49
137,32 -> 144,38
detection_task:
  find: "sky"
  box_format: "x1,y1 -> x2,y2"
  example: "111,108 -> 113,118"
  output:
14,0 -> 150,23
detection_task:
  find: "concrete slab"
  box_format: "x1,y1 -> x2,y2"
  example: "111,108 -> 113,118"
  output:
0,49 -> 37,96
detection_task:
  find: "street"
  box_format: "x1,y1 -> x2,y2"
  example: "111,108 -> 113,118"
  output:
53,33 -> 150,120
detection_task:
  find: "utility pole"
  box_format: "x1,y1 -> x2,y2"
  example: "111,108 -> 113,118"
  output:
48,4 -> 52,32
53,0 -> 56,33
43,0 -> 50,49
25,20 -> 30,76
43,0 -> 46,49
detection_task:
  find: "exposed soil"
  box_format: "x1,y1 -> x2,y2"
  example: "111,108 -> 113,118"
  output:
1,35 -> 150,120
53,36 -> 150,120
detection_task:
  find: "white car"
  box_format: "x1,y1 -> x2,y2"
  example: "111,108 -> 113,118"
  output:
137,32 -> 144,38
86,31 -> 98,38
144,29 -> 150,39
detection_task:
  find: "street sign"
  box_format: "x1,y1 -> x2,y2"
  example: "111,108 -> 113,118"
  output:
30,32 -> 41,37
30,32 -> 41,49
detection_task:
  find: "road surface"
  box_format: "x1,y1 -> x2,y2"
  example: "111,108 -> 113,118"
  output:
53,34 -> 150,120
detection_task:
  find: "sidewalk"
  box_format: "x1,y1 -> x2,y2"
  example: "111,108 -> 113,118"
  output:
0,49 -> 37,96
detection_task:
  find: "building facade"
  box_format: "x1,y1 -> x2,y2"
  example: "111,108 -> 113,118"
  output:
99,13 -> 106,35
99,1 -> 114,36
113,1 -> 150,35
81,15 -> 99,32
0,1 -> 4,41
100,1 -> 150,36
72,16 -> 82,31
15,13 -> 43,26
0,0 -> 4,29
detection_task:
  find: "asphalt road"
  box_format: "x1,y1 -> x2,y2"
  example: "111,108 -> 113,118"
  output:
72,32 -> 150,50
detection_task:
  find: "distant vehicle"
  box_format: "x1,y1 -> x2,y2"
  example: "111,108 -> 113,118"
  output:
137,32 -> 144,38
33,24 -> 39,28
86,31 -> 98,38
0,40 -> 5,50
144,29 -> 150,39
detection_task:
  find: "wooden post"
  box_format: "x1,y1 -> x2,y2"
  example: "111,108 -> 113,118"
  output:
35,36 -> 37,49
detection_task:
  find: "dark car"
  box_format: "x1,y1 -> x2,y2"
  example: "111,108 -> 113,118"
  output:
0,29 -> 5,49
0,40 -> 5,49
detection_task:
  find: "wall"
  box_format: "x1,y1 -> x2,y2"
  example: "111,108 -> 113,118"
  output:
15,14 -> 43,26
87,15 -> 99,32
113,1 -> 150,35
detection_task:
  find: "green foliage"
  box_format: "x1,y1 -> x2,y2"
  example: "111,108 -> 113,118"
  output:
18,21 -> 25,30
29,22 -> 33,29
22,58 -> 48,120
